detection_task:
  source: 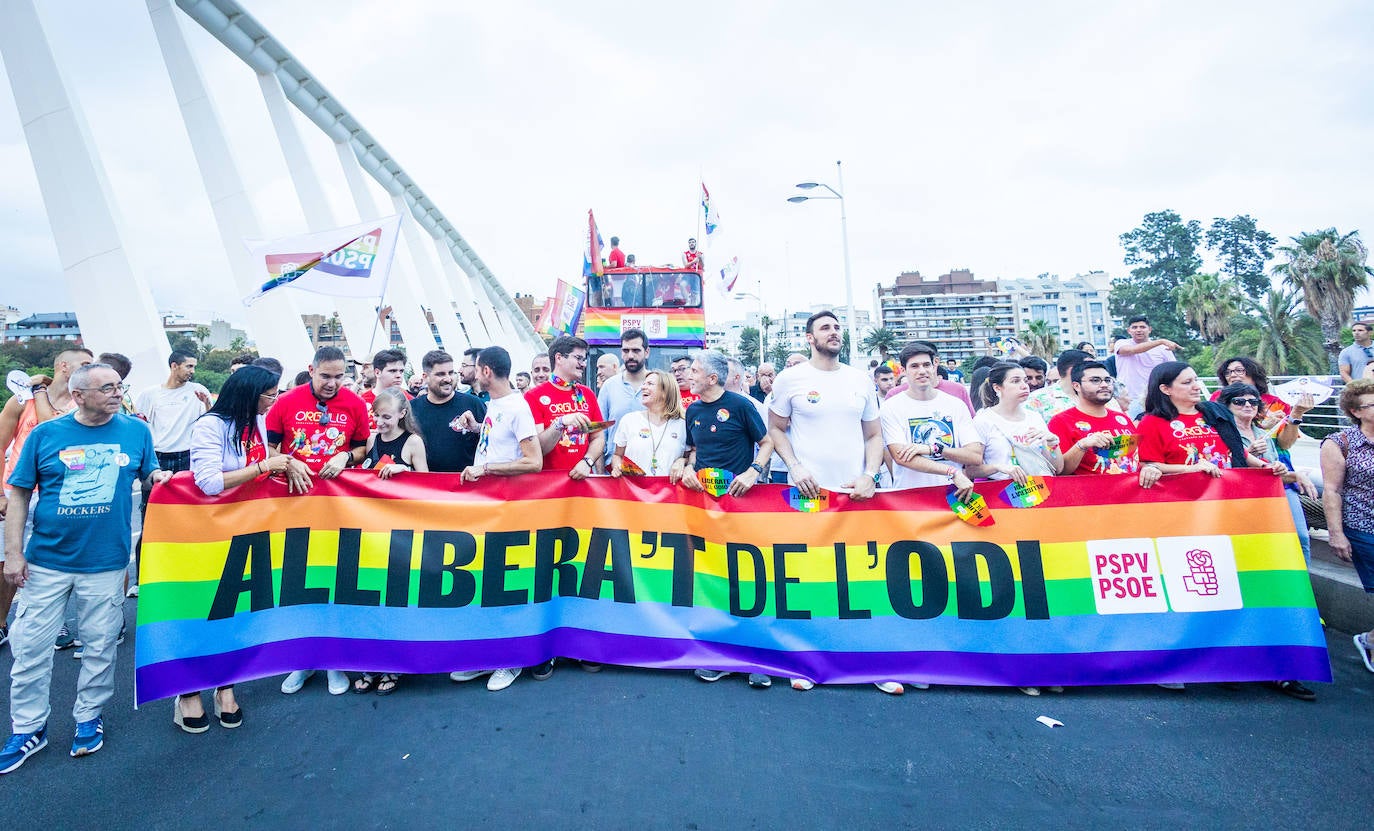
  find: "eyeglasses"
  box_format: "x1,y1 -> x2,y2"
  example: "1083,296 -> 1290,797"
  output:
80,383 -> 127,395
1079,376 -> 1114,385
1224,367 -> 1248,377
1353,403 -> 1374,413
260,390 -> 279,400
1228,397 -> 1261,407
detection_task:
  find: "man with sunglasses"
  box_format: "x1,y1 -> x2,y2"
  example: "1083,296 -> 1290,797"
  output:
1,363 -> 170,772
525,336 -> 605,478
1048,361 -> 1161,487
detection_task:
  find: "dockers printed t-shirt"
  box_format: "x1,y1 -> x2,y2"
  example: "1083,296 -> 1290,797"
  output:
1137,411 -> 1231,468
685,391 -> 767,476
769,362 -> 879,490
526,377 -> 605,471
8,413 -> 158,573
265,384 -> 370,474
879,390 -> 979,490
475,392 -> 538,467
1048,407 -> 1140,475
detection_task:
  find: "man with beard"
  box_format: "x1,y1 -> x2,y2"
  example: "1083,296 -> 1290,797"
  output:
411,350 -> 487,473
266,346 -> 370,697
1048,360 -> 1158,484
597,329 -> 651,468
459,348 -> 487,401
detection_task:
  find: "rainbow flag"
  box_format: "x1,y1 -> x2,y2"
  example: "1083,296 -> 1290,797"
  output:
581,307 -> 706,346
134,470 -> 1328,705
243,215 -> 401,305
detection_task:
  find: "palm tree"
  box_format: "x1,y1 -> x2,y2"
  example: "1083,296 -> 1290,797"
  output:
861,327 -> 901,362
737,327 -> 761,367
981,314 -> 1000,342
949,318 -> 967,357
1020,319 -> 1059,358
1249,287 -> 1326,376
1273,228 -> 1374,372
758,315 -> 773,365
1175,272 -> 1242,344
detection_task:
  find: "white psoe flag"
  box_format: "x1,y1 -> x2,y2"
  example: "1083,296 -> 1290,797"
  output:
242,215 -> 402,306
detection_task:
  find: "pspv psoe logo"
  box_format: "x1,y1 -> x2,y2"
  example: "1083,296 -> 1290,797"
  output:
1086,535 -> 1242,615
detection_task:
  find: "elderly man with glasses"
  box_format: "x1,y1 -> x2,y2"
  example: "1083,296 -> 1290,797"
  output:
1,364 -> 170,773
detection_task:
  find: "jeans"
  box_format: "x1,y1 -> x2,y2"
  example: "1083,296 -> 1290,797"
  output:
9,565 -> 125,732
1283,488 -> 1311,564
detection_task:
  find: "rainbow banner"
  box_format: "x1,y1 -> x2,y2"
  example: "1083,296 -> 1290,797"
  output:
581,307 -> 706,346
134,470 -> 1329,705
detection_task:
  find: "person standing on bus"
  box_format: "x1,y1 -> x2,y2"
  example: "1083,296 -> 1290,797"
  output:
683,238 -> 703,272
607,236 -> 626,269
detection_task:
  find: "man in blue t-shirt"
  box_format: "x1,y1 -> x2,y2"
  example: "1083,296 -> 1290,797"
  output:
677,350 -> 773,496
1,363 -> 169,773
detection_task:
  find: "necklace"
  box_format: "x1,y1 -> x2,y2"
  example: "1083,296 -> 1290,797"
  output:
646,413 -> 671,474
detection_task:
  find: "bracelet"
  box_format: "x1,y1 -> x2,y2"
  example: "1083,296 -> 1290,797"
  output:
257,461 -> 264,474
34,386 -> 49,396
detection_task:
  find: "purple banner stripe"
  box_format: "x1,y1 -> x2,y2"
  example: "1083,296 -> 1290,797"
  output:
134,629 -> 1332,705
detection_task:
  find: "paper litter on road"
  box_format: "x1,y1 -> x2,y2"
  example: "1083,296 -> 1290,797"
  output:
1036,716 -> 1063,728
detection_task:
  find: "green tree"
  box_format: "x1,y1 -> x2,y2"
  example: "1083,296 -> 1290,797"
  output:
768,341 -> 789,369
1272,228 -> 1374,372
1175,272 -> 1243,344
737,327 -> 761,367
758,315 -> 773,364
1020,319 -> 1059,358
861,327 -> 901,362
840,329 -> 851,365
228,335 -> 250,353
1249,287 -> 1326,376
167,333 -> 199,355
0,339 -> 84,371
1111,210 -> 1203,345
1205,215 -> 1276,297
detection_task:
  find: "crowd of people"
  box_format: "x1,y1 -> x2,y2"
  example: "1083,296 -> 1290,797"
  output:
1,310 -> 1373,775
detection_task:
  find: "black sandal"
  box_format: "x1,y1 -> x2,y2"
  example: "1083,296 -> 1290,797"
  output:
352,673 -> 377,694
376,674 -> 400,696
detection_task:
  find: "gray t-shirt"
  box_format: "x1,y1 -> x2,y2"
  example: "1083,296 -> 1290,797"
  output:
1339,342 -> 1374,377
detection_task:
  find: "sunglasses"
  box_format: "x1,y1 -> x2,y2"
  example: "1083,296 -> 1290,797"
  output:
1227,397 -> 1261,407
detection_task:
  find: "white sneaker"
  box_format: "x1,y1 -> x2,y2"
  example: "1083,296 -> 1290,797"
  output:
280,670 -> 314,694
326,671 -> 350,695
1156,683 -> 1186,691
909,682 -> 931,690
1354,633 -> 1374,673
790,678 -> 814,691
449,670 -> 491,682
875,681 -> 904,695
487,668 -> 521,691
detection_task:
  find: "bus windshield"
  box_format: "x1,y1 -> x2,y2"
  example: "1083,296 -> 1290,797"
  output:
587,270 -> 703,310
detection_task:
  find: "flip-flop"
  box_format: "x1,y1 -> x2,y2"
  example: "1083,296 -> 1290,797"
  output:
376,674 -> 400,696
352,673 -> 377,694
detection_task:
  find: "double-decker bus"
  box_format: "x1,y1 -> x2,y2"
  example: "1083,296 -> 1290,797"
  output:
581,266 -> 706,379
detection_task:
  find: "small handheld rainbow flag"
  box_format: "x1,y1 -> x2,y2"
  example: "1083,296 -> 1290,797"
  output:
697,468 -> 734,497
783,487 -> 830,513
999,476 -> 1051,508
947,487 -> 995,526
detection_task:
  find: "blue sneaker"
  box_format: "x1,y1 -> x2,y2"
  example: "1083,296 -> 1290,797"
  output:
70,718 -> 103,757
0,727 -> 48,774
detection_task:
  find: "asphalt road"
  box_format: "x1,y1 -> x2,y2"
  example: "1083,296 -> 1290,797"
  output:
2,608 -> 1372,829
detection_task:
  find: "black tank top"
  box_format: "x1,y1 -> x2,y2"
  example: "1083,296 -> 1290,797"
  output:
367,431 -> 412,468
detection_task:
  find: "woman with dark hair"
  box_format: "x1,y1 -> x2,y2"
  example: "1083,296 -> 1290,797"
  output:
1212,356 -> 1314,451
969,362 -> 1063,484
179,365 -> 290,733
1138,362 -> 1240,478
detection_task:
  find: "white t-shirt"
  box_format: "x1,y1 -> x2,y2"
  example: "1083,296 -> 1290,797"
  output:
769,362 -> 880,490
135,382 -> 210,453
1113,339 -> 1175,399
614,410 -> 688,476
973,408 -> 1057,479
762,392 -> 788,474
879,389 -> 980,490
474,391 -> 537,466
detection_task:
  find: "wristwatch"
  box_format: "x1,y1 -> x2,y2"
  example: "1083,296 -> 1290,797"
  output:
868,471 -> 881,486
749,462 -> 766,477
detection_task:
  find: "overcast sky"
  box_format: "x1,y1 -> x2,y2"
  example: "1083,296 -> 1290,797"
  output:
2,0 -> 1372,331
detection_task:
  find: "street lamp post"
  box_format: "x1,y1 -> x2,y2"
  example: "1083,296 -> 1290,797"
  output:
788,160 -> 859,364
